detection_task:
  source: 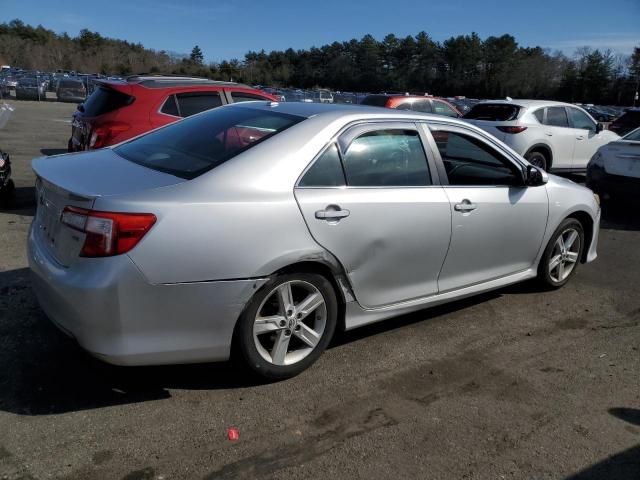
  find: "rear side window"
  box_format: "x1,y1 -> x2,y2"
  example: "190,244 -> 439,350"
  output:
545,107 -> 569,127
395,102 -> 412,111
176,92 -> 222,117
230,92 -> 270,103
82,87 -> 133,117
298,143 -> 346,187
463,104 -> 521,121
115,106 -> 304,180
160,95 -> 179,116
341,129 -> 431,187
533,108 -> 545,123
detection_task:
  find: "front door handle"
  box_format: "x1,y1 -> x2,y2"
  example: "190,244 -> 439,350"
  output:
315,206 -> 350,220
454,199 -> 477,212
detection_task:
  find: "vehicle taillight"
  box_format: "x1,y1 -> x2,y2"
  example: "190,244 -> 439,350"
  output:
61,207 -> 156,257
496,126 -> 528,134
90,122 -> 131,149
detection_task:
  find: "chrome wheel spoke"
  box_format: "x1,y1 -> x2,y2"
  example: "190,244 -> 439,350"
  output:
558,261 -> 566,281
271,330 -> 291,365
277,283 -> 294,314
565,251 -> 579,263
296,292 -> 324,321
294,323 -> 321,348
254,315 -> 285,335
555,235 -> 565,253
549,254 -> 562,271
565,230 -> 578,250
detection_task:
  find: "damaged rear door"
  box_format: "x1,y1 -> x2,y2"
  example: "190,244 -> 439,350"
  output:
295,122 -> 451,309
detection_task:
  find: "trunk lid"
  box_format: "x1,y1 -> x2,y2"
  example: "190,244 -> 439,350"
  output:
32,149 -> 185,266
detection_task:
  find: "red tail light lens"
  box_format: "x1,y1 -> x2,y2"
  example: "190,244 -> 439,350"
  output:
90,122 -> 131,149
496,126 -> 528,134
61,207 -> 156,257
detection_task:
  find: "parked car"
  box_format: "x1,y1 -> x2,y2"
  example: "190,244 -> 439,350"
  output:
583,106 -> 616,123
3,75 -> 18,91
360,94 -> 462,117
29,102 -> 600,379
313,89 -> 334,103
15,76 -> 47,100
56,78 -> 87,103
68,75 -> 277,151
586,127 -> 640,201
463,100 -> 619,171
608,108 -> 640,137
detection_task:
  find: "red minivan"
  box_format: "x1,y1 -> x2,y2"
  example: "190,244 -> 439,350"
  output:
68,75 -> 277,151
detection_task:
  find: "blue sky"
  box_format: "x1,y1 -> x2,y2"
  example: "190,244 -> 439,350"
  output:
3,0 -> 639,62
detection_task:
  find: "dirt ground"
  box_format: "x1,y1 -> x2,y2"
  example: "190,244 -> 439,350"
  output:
0,99 -> 638,480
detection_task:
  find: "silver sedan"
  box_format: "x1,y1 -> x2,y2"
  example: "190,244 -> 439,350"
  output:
28,102 -> 600,379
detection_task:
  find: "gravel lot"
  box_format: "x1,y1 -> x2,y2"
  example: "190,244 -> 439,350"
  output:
0,100 -> 638,480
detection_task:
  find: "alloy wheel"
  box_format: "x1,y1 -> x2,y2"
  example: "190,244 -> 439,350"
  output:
548,228 -> 581,283
253,280 -> 327,366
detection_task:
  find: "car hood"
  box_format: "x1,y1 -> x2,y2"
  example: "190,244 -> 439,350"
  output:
600,141 -> 640,179
32,148 -> 187,198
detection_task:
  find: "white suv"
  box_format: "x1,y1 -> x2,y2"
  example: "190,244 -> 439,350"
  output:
463,100 -> 619,171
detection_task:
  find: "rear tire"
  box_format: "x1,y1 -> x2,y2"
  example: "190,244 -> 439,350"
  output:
526,151 -> 548,171
234,272 -> 338,380
538,218 -> 584,289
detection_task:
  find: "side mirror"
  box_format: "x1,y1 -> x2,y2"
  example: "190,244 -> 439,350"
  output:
526,165 -> 546,186
595,122 -> 603,134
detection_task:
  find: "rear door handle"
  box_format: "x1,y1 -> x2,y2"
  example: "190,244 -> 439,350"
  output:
576,136 -> 584,140
315,206 -> 350,220
454,200 -> 477,212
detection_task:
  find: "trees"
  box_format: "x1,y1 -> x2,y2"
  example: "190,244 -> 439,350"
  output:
0,18 -> 637,104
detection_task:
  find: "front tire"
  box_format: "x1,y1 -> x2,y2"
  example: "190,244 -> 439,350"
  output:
234,272 -> 338,380
538,218 -> 584,289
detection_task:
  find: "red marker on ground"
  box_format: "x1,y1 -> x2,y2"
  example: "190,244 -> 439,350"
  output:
227,427 -> 239,441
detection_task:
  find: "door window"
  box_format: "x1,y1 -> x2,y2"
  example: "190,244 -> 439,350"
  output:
176,92 -> 222,117
431,130 -> 522,186
569,107 -> 596,132
432,100 -> 458,117
342,129 -> 431,187
298,143 -> 346,187
412,100 -> 432,113
544,107 -> 569,128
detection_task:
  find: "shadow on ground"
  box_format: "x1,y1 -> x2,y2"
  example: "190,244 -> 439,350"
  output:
564,408 -> 640,480
40,148 -> 67,156
0,186 -> 35,216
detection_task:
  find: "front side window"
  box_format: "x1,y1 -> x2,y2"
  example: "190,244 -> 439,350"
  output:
433,100 -> 458,117
298,143 -> 346,187
115,106 -> 304,179
545,107 -> 569,128
431,129 -> 522,186
342,129 -> 431,187
176,92 -> 222,117
569,108 -> 596,132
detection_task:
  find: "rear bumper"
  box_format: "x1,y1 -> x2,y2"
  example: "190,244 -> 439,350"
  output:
28,225 -> 266,366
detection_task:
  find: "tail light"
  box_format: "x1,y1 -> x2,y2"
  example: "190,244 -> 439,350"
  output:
90,122 -> 131,149
61,207 -> 156,257
497,126 -> 528,134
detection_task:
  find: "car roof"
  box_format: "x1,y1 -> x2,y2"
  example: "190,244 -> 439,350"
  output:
474,99 -> 577,109
222,100 -> 470,125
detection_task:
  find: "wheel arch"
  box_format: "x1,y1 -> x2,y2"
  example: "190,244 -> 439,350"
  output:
525,143 -> 553,168
566,210 -> 594,263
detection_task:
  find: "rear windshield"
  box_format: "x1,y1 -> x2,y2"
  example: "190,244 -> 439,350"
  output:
83,86 -> 134,117
360,95 -> 391,107
463,104 -> 521,121
115,106 -> 304,180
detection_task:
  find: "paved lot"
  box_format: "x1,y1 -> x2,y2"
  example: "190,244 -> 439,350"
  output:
0,100 -> 638,480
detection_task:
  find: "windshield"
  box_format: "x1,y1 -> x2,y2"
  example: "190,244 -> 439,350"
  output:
463,104 -> 521,121
115,106 -> 305,180
623,128 -> 640,141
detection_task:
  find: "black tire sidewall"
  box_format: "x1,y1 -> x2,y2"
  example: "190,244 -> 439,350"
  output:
539,218 -> 584,288
526,151 -> 548,171
234,272 -> 338,380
